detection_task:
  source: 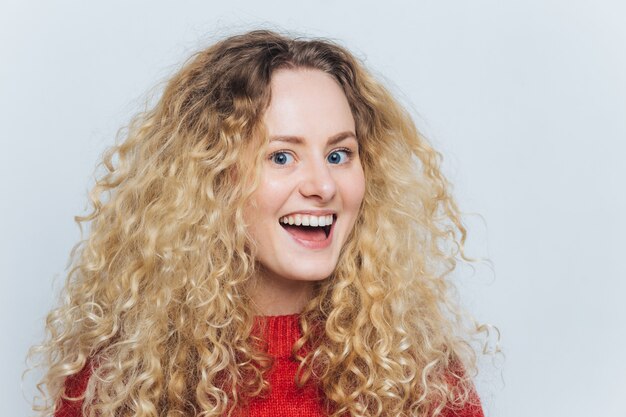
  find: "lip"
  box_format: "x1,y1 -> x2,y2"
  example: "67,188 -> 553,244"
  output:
281,209 -> 337,217
280,215 -> 336,250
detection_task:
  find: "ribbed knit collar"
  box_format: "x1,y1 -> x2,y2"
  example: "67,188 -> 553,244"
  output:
254,314 -> 302,358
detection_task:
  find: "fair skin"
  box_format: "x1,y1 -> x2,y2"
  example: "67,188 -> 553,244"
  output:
244,68 -> 366,315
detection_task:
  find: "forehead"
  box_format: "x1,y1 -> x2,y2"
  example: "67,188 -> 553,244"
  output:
263,68 -> 355,140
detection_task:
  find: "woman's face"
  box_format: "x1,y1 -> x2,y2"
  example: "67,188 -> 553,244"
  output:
245,68 -> 365,286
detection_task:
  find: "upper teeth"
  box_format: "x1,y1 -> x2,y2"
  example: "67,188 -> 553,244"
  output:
280,214 -> 334,227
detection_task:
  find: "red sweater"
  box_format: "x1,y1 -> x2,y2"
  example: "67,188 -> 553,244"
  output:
55,315 -> 484,417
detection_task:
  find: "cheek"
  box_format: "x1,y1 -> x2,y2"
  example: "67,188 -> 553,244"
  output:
250,175 -> 294,220
262,176 -> 288,197
346,168 -> 366,209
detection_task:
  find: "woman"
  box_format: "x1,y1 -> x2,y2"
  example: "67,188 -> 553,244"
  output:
32,30 -> 486,417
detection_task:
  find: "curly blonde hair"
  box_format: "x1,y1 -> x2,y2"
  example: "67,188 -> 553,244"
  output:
30,30 -> 485,417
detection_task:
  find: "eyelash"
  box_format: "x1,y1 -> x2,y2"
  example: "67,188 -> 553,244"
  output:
268,148 -> 354,165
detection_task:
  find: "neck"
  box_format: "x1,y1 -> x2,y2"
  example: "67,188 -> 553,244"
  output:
250,268 -> 315,315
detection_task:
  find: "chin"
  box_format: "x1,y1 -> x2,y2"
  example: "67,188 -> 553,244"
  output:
278,260 -> 337,282
285,269 -> 333,282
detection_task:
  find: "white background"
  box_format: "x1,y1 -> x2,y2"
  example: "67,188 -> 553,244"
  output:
2,1 -> 625,416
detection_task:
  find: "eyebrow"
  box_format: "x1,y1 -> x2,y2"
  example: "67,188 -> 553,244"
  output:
269,131 -> 357,146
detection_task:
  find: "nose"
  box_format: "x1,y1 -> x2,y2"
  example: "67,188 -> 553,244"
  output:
298,157 -> 337,202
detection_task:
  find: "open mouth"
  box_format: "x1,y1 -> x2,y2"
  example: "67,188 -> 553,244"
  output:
279,214 -> 335,241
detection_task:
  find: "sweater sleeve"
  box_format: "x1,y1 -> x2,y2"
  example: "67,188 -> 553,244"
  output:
440,392 -> 484,417
54,363 -> 92,417
440,376 -> 484,417
438,359 -> 485,417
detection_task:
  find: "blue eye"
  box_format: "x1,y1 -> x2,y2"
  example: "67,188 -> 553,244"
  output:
327,149 -> 352,164
270,151 -> 294,165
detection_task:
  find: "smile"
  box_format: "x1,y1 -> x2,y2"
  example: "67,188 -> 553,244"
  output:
279,213 -> 336,248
